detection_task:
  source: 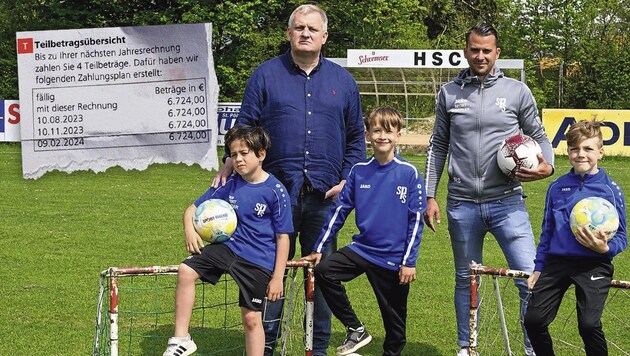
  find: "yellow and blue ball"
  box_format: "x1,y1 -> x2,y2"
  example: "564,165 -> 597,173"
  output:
193,199 -> 237,243
570,197 -> 619,241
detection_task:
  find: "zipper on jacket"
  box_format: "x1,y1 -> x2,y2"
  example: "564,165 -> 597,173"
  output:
476,80 -> 485,198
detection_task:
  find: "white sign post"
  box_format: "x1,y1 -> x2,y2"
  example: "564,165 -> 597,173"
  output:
16,23 -> 219,179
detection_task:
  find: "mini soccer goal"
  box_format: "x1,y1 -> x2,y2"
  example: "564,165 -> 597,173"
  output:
468,263 -> 630,356
93,260 -> 314,356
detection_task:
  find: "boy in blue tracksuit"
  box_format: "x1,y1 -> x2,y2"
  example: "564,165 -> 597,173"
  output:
163,126 -> 293,356
524,120 -> 627,355
305,107 -> 426,356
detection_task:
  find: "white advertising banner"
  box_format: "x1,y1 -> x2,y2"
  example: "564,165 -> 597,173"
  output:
347,49 -> 467,68
0,100 -> 20,142
216,102 -> 240,146
16,23 -> 219,179
346,49 -> 524,69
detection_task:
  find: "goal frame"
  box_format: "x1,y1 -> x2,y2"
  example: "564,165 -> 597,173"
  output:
468,262 -> 630,356
93,259 -> 315,356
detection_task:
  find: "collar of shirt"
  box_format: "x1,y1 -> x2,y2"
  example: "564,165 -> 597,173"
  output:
286,50 -> 323,75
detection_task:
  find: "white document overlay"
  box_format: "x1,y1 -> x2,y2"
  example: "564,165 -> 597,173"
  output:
16,23 -> 219,179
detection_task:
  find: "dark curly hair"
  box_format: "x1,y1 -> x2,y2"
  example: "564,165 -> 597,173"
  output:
224,125 -> 271,157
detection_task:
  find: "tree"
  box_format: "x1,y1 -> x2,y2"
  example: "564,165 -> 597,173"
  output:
562,0 -> 629,109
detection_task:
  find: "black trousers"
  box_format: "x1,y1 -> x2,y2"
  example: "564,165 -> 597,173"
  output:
314,247 -> 409,356
524,255 -> 613,356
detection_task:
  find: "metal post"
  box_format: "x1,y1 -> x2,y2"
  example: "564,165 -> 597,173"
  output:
109,271 -> 119,356
304,265 -> 315,356
469,273 -> 479,356
493,276 -> 512,355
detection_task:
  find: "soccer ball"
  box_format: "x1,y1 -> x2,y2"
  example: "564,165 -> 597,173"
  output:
570,197 -> 619,241
496,134 -> 542,179
193,199 -> 237,243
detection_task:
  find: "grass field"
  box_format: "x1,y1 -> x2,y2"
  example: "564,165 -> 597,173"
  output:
1,142 -> 628,355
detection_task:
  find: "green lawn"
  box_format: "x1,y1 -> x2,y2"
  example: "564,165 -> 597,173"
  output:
1,142 -> 628,355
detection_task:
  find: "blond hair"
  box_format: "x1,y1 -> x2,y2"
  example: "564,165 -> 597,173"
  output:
566,119 -> 603,148
288,4 -> 328,32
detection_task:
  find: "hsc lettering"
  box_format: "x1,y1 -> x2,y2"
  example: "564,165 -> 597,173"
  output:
551,116 -> 630,147
414,51 -> 463,67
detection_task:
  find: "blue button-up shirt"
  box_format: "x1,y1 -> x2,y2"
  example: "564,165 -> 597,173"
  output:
233,51 -> 365,205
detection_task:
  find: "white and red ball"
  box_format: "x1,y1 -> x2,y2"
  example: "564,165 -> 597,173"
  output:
496,134 -> 542,179
193,199 -> 237,243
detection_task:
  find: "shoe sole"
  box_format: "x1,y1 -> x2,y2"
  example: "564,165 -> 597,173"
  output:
183,344 -> 197,356
336,334 -> 372,356
165,344 -> 197,356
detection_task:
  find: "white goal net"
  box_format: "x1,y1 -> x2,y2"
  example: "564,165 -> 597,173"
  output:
469,263 -> 630,356
93,260 -> 314,356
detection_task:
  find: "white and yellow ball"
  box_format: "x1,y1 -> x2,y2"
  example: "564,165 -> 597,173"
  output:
570,197 -> 619,241
193,199 -> 237,243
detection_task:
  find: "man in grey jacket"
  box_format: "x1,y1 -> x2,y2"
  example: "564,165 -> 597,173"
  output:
423,23 -> 554,356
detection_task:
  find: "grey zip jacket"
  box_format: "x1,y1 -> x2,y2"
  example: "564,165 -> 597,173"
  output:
425,66 -> 554,203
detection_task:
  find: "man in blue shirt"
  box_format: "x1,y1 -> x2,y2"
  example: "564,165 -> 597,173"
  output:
213,4 -> 365,355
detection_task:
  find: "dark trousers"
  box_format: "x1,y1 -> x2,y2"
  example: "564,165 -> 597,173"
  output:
315,247 -> 409,356
524,256 -> 613,356
263,187 -> 336,356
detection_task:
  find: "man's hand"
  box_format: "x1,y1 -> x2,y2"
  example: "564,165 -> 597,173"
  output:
302,252 -> 323,266
574,226 -> 610,254
399,266 -> 416,285
212,157 -> 234,188
423,198 -> 441,232
325,180 -> 345,201
517,153 -> 553,182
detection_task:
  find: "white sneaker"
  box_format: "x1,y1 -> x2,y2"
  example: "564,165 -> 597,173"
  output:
163,336 -> 197,356
457,348 -> 470,356
525,347 -> 536,356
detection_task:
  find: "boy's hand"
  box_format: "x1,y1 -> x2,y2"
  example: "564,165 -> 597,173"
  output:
185,230 -> 205,254
302,252 -> 322,265
184,204 -> 205,254
399,266 -> 416,285
266,276 -> 284,301
527,271 -> 541,290
574,226 -> 610,254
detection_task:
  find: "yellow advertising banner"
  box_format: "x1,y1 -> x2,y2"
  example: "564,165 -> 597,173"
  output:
543,109 -> 630,156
